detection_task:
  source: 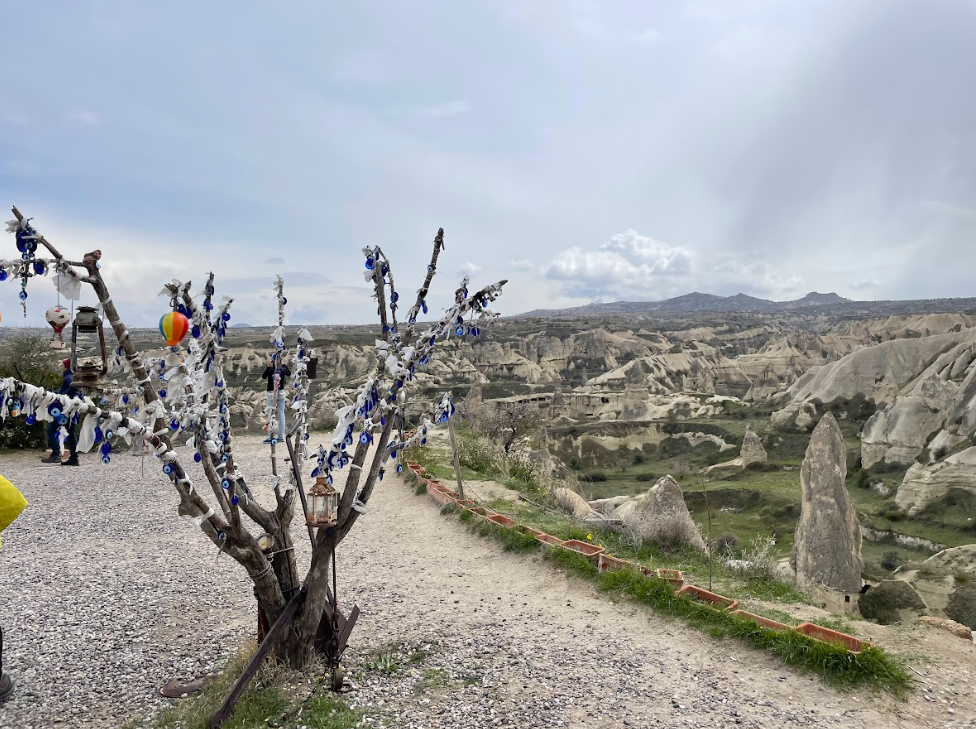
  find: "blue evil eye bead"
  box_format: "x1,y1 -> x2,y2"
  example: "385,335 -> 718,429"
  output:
0,270 -> 6,281
100,443 -> 111,456
380,417 -> 386,426
472,326 -> 481,336
421,438 -> 427,445
58,415 -> 68,426
438,412 -> 449,423
221,478 -> 231,490
281,297 -> 287,305
271,438 -> 278,445
326,474 -> 333,486
105,430 -> 114,439
194,452 -> 202,463
218,431 -> 227,442
381,263 -> 389,276
409,316 -> 416,325
389,449 -> 397,460
204,300 -> 213,311
163,463 -> 174,475
102,456 -> 111,464
427,264 -> 435,273
391,292 -> 399,303
221,453 -> 229,463
378,468 -> 385,481
33,261 -> 45,275
122,395 -> 129,404
456,315 -> 464,325
221,312 -> 230,321
158,389 -> 166,398
365,257 -> 375,271
455,326 -> 464,336
310,467 -> 320,478
25,414 -> 35,425
421,301 -> 428,314
18,290 -> 27,301
397,463 -> 403,474
191,325 -> 201,338
216,379 -> 223,388
170,418 -> 180,431
231,495 -> 239,506
344,434 -> 353,446
94,427 -> 103,442
359,432 -> 371,444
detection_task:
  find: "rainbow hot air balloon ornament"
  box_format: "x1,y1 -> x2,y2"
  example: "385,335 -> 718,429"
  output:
159,311 -> 190,346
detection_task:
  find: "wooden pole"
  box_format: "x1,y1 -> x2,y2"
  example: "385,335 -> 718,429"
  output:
701,475 -> 713,591
448,417 -> 465,499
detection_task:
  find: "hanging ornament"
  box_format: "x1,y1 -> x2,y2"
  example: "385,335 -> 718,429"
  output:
159,311 -> 190,346
45,305 -> 70,350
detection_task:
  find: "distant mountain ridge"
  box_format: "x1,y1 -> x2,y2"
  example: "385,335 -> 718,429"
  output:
516,291 -> 866,318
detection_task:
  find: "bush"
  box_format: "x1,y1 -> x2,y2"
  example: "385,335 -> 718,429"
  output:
457,435 -> 504,477
0,334 -> 62,449
717,533 -> 739,554
745,461 -> 779,472
635,473 -> 656,482
880,551 -> 902,572
850,470 -> 871,489
579,472 -> 607,483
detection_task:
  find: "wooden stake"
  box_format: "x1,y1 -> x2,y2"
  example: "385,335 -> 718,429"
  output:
701,475 -> 713,591
448,416 -> 465,499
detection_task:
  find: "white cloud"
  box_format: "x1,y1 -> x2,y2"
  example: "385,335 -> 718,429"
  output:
266,256 -> 285,264
508,258 -> 538,272
458,261 -> 481,277
417,100 -> 469,117
544,229 -> 803,301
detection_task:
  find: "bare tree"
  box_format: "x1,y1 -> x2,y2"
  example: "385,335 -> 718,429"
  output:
472,400 -> 537,454
0,211 -> 506,669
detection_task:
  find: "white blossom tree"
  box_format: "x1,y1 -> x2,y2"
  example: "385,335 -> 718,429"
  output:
0,210 -> 506,669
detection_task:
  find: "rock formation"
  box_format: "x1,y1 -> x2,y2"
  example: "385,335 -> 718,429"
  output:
893,545 -> 976,630
791,413 -> 863,593
896,447 -> 976,515
739,428 -> 767,466
553,488 -> 601,521
615,476 -> 706,552
915,616 -> 973,642
858,581 -> 927,625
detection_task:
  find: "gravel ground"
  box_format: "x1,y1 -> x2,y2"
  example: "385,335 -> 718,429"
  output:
0,436 -> 974,728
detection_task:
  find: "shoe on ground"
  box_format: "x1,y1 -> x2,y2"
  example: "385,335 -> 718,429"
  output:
41,454 -> 61,464
263,438 -> 273,444
61,459 -> 80,467
0,672 -> 14,701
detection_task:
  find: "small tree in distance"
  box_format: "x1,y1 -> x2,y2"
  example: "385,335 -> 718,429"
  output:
472,399 -> 538,454
0,209 -> 506,669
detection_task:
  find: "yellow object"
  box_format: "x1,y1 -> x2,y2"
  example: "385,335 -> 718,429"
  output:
0,473 -> 28,549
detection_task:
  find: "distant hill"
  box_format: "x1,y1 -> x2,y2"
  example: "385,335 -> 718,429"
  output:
517,291 -> 861,318
230,322 -> 254,328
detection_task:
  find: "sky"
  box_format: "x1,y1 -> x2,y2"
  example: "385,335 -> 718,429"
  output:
1,0 -> 974,327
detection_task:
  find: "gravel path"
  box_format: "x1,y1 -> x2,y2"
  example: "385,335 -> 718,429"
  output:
0,437 -> 973,728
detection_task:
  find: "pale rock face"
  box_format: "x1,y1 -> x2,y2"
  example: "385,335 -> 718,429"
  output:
615,476 -> 706,552
896,447 -> 976,515
740,428 -> 767,465
553,487 -> 600,520
897,546 -> 976,629
791,413 -> 863,593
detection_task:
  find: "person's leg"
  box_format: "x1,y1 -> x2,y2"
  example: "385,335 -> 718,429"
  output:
43,421 -> 61,461
264,391 -> 274,442
61,422 -> 79,466
277,393 -> 287,439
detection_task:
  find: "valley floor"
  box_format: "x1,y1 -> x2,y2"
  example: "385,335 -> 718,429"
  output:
0,437 -> 973,728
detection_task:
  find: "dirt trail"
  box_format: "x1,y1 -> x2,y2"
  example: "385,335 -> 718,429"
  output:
339,463 -> 975,728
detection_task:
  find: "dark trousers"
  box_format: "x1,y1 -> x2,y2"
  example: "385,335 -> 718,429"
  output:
46,421 -> 77,459
46,421 -> 60,455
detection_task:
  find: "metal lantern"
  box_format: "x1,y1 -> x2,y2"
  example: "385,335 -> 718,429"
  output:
71,305 -> 108,390
307,476 -> 339,527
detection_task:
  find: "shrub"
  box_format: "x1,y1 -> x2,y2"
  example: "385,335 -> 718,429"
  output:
635,473 -> 656,482
0,334 -> 62,449
729,535 -> 778,583
579,472 -> 607,483
880,551 -> 901,572
458,435 -> 504,476
717,533 -> 739,554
